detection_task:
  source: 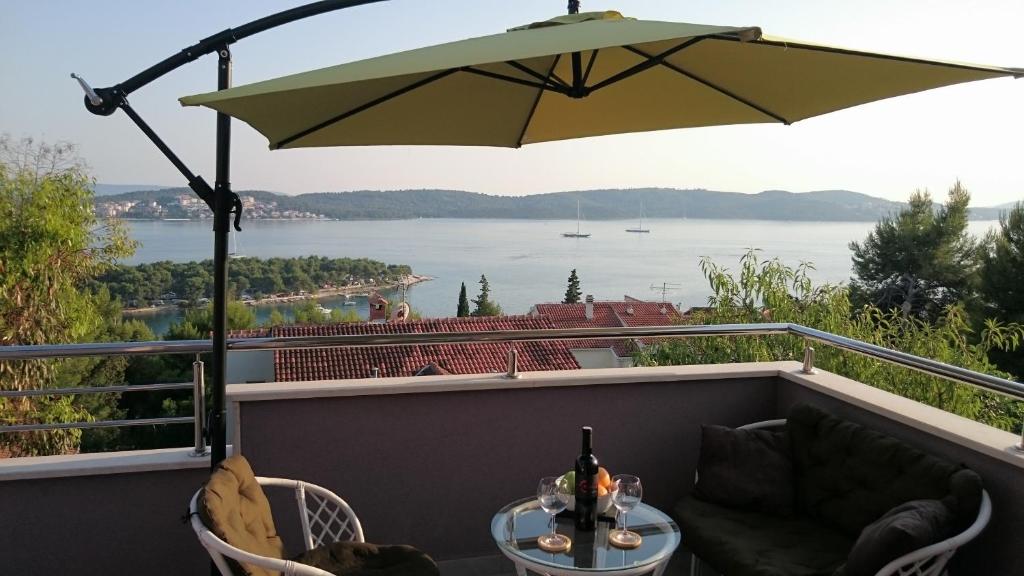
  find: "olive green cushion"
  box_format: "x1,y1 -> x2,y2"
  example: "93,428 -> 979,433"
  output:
200,455 -> 284,576
675,495 -> 851,576
293,541 -> 440,576
787,404 -> 981,539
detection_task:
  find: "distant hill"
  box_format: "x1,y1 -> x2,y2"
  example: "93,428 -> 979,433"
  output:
92,183 -> 171,196
93,186 -> 1012,222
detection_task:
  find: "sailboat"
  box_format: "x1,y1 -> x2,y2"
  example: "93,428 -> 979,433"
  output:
562,200 -> 591,238
626,202 -> 650,233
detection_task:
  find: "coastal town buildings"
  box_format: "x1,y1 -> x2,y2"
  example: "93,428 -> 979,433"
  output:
226,296 -> 680,382
530,295 -> 682,368
94,193 -> 324,219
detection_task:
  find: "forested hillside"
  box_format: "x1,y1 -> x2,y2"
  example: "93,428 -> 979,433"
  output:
96,186 -> 1013,221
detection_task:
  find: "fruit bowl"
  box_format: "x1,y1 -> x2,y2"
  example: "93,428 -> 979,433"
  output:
566,493 -> 613,514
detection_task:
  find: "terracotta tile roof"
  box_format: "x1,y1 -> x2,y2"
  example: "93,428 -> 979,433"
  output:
270,316 -> 580,381
531,299 -> 681,357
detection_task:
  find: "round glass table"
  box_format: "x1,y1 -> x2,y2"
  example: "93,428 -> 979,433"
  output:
491,497 -> 680,576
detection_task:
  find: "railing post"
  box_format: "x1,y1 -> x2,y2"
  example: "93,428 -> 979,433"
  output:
191,355 -> 208,457
801,344 -> 817,375
506,347 -> 521,379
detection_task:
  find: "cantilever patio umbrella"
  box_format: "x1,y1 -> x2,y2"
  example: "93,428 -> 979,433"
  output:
180,10 -> 1021,150
80,3 -> 1021,469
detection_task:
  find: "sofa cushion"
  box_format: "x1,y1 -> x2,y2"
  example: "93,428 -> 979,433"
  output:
676,495 -> 851,576
294,541 -> 440,576
787,404 -> 976,538
200,455 -> 284,576
694,424 -> 795,516
840,499 -> 955,576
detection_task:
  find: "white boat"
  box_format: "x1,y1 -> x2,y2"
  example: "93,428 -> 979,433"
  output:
626,202 -> 650,233
316,305 -> 332,315
562,200 -> 591,238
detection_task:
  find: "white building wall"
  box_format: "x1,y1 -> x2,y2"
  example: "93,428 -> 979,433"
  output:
570,348 -> 621,369
226,350 -> 275,384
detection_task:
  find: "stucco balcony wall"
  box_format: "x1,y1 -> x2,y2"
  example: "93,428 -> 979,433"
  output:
1,362 -> 1021,575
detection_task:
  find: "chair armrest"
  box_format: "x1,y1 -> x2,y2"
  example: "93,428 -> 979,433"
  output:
257,476 -> 365,549
738,418 -> 787,431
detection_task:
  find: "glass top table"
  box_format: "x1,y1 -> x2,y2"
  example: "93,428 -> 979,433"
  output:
491,497 -> 680,576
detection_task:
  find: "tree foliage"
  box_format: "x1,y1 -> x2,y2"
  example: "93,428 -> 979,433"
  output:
850,182 -> 979,320
94,256 -> 413,305
471,275 -> 503,317
457,282 -> 470,317
638,250 -> 1024,431
564,269 -> 583,304
980,203 -> 1024,323
0,137 -> 135,456
979,203 -> 1024,376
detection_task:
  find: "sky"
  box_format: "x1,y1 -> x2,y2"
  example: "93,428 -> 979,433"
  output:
3,1 -> 1022,205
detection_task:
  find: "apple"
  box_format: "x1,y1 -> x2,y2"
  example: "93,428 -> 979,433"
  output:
558,471 -> 575,495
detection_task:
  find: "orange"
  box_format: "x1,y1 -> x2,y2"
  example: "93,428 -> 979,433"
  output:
597,467 -> 611,489
597,484 -> 608,497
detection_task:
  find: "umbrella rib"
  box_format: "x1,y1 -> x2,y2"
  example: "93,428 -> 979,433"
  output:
274,69 -> 458,149
581,49 -> 600,86
504,60 -> 570,90
623,45 -> 790,125
461,66 -> 567,94
515,54 -> 562,148
588,37 -> 705,93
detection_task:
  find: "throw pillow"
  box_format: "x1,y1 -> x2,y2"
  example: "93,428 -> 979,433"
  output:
693,424 -> 795,516
842,499 -> 955,576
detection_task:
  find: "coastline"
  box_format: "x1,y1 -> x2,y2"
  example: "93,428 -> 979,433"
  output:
122,274 -> 432,315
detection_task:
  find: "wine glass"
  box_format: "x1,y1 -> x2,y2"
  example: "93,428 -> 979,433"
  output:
609,475 -> 642,548
536,476 -> 571,551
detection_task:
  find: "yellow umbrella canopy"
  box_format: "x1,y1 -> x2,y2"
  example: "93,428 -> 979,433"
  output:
180,11 -> 1021,149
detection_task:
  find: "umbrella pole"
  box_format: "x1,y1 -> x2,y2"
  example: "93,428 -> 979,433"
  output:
210,46 -> 232,468
72,1 -> 390,471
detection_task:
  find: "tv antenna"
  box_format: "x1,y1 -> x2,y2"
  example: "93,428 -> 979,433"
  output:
649,282 -> 681,302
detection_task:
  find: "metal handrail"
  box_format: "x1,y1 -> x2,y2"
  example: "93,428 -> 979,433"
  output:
1,323 -> 1021,400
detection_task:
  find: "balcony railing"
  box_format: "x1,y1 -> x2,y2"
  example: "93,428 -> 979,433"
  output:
2,323 -> 1023,452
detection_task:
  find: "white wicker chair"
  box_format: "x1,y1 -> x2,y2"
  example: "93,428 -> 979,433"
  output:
189,476 -> 365,576
689,419 -> 992,576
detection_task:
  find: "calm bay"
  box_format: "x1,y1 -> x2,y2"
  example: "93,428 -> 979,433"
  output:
124,218 -> 999,335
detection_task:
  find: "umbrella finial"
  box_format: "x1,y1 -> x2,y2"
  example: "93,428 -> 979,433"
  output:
568,0 -> 579,15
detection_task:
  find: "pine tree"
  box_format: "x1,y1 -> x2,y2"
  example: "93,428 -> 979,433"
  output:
457,282 -> 470,317
471,275 -> 502,316
564,269 -> 582,303
850,181 -> 980,320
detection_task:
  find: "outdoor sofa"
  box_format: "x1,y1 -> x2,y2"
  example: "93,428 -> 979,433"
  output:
675,404 -> 990,576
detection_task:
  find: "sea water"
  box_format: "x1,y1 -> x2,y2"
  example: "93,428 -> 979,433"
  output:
123,218 -> 999,335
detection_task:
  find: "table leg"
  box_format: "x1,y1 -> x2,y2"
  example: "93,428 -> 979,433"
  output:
651,558 -> 670,576
514,562 -> 528,576
689,554 -> 702,576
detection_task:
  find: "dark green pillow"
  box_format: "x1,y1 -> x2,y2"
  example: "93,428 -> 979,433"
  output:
841,499 -> 954,576
694,424 -> 795,516
293,541 -> 439,576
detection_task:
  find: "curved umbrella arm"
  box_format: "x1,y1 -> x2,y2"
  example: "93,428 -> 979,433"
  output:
76,0 -> 388,116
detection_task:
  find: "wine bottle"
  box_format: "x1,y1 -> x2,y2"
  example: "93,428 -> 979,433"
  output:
574,426 -> 598,531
